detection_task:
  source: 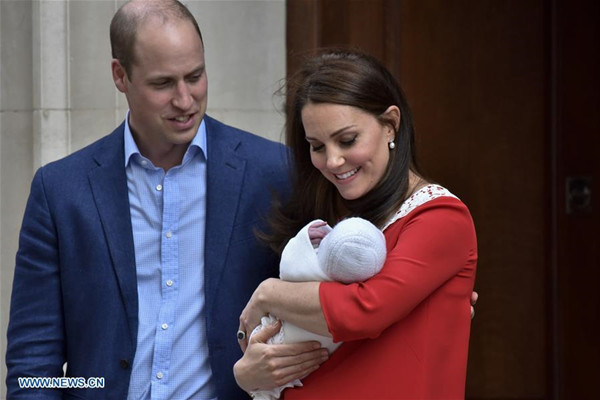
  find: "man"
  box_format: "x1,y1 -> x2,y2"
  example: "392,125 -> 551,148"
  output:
5,1 -> 325,399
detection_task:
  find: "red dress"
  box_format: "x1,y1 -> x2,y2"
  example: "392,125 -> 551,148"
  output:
284,188 -> 477,400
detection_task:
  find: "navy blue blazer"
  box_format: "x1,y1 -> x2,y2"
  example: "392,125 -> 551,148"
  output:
6,116 -> 291,399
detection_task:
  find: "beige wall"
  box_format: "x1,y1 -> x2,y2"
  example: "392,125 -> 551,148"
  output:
0,0 -> 285,396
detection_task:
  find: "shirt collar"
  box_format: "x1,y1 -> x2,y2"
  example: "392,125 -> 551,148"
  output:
124,111 -> 207,167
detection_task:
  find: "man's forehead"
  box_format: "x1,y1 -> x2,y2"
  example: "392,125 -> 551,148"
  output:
134,16 -> 202,48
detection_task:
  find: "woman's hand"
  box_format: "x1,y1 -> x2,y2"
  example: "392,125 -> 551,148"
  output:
238,278 -> 330,351
238,278 -> 276,352
471,291 -> 479,319
233,320 -> 329,393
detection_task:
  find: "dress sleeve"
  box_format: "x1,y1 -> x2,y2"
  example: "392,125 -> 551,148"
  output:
319,197 -> 477,342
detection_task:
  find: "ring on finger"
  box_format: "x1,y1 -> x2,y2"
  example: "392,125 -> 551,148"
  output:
237,330 -> 246,341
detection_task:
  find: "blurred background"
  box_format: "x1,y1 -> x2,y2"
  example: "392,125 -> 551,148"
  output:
1,1 -> 598,399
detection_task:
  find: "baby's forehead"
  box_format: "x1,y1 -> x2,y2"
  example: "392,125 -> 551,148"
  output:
321,218 -> 384,252
330,217 -> 380,236
318,217 -> 387,284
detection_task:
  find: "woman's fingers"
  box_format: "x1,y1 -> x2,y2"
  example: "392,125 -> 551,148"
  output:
234,340 -> 328,392
265,340 -> 323,358
268,351 -> 328,387
251,319 -> 281,343
239,317 -> 281,352
471,291 -> 479,305
259,344 -> 328,389
470,290 -> 479,319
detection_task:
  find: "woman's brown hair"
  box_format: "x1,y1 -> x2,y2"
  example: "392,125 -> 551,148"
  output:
262,49 -> 423,254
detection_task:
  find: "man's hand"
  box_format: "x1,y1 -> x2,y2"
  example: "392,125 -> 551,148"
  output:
233,320 -> 329,393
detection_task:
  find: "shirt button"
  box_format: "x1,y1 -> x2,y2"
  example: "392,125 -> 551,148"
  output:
166,231 -> 172,238
141,160 -> 148,166
161,323 -> 169,330
156,372 -> 163,379
156,184 -> 163,191
166,280 -> 174,287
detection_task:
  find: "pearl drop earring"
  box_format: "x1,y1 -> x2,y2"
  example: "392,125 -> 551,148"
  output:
388,140 -> 396,150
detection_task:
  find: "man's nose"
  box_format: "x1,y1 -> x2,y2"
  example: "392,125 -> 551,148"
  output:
172,82 -> 192,110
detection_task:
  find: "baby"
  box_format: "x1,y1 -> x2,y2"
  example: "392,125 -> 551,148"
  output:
250,217 -> 387,400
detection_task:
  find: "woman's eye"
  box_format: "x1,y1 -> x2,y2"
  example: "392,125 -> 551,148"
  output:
340,136 -> 357,147
311,144 -> 325,152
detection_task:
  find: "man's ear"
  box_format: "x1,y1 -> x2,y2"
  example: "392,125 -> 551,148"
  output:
111,59 -> 128,93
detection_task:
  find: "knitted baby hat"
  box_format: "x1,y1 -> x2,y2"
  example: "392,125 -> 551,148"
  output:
317,217 -> 386,283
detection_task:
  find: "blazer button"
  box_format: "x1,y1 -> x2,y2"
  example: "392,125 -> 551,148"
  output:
119,359 -> 130,369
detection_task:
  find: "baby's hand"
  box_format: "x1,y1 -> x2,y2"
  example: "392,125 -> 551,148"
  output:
308,221 -> 329,247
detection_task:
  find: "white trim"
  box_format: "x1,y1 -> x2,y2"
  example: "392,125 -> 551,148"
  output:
382,184 -> 458,232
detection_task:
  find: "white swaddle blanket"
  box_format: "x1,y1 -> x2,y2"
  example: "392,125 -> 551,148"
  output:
250,217 -> 386,400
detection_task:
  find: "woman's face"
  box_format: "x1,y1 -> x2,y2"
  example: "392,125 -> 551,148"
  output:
302,103 -> 398,200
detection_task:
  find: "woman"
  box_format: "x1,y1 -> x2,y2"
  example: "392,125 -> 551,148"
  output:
235,49 -> 477,399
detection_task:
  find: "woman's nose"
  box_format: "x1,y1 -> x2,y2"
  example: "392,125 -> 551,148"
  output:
326,151 -> 345,170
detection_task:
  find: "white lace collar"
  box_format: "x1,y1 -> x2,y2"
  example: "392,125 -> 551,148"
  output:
381,184 -> 458,232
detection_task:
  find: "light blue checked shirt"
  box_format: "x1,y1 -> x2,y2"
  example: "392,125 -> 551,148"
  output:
123,115 -> 216,400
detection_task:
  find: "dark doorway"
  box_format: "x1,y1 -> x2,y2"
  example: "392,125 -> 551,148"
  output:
287,1 -> 600,398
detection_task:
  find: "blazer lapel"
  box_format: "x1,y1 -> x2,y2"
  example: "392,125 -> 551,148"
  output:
88,127 -> 138,347
204,118 -> 246,315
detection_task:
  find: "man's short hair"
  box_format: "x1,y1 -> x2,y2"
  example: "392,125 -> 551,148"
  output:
110,0 -> 203,77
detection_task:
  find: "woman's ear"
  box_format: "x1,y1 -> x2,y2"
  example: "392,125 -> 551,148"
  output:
382,105 -> 401,133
